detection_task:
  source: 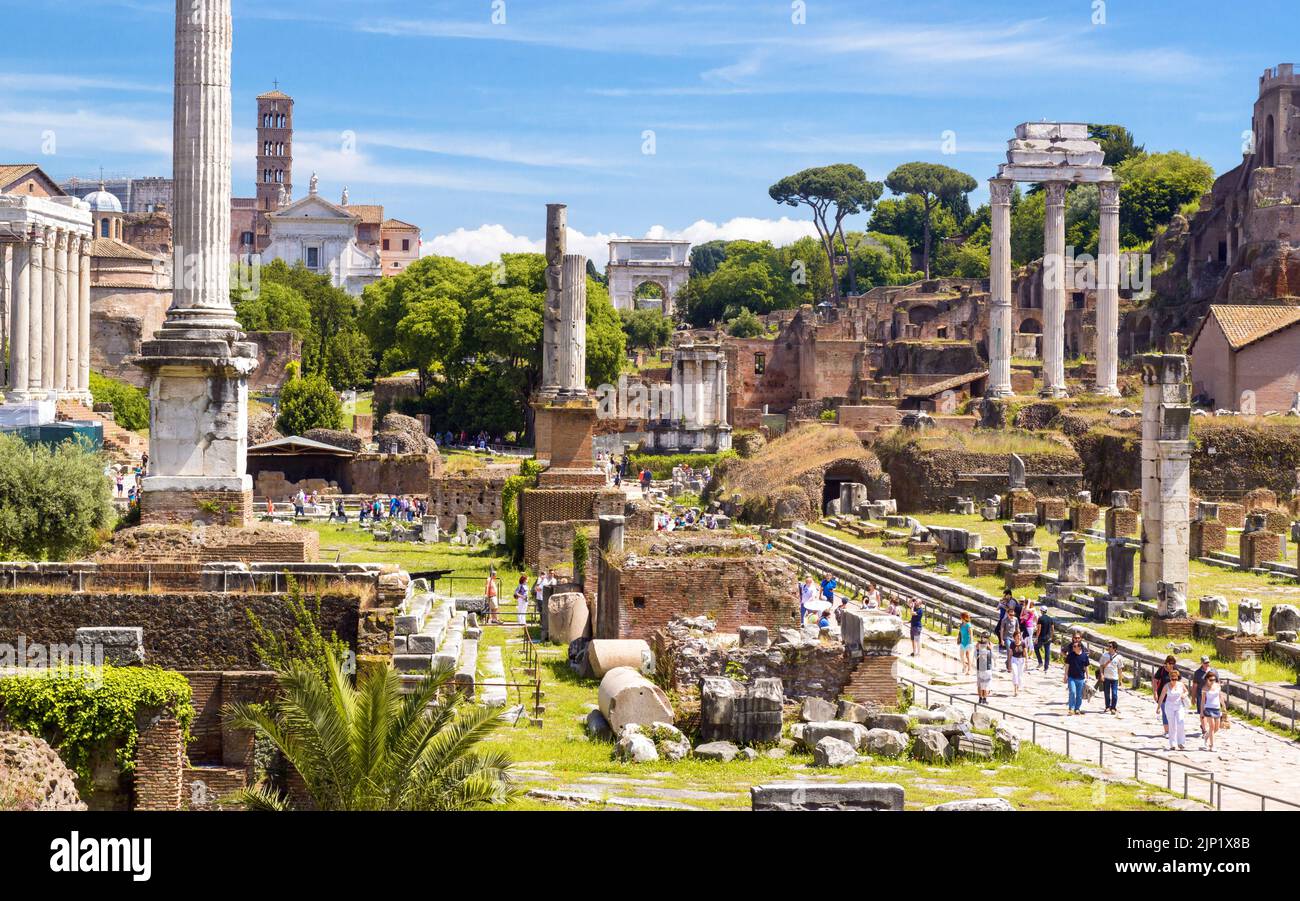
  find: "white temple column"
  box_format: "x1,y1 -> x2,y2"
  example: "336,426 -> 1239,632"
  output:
1094,181 -> 1121,396
53,230 -> 69,394
557,252 -> 587,395
77,235 -> 91,398
8,238 -> 31,397
987,178 -> 1014,397
716,355 -> 728,425
1040,181 -> 1068,398
41,227 -> 57,392
65,235 -> 80,395
27,226 -> 45,393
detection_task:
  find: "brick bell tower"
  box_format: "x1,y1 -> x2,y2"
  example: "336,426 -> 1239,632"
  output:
254,85 -> 293,252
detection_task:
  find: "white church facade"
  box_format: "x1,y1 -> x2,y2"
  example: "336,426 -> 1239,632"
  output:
263,177 -> 381,295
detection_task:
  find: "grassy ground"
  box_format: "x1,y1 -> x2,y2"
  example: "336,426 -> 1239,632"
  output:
809,515 -> 1300,684
343,390 -> 373,419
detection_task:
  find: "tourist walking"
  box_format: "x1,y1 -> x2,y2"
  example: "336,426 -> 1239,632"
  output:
484,568 -> 501,625
975,634 -> 994,704
1064,632 -> 1090,715
1153,655 -> 1177,737
1158,669 -> 1191,751
1008,631 -> 1027,696
1098,641 -> 1122,714
908,598 -> 924,656
798,575 -> 817,625
819,572 -> 837,606
958,612 -> 973,675
1033,609 -> 1054,671
1192,656 -> 1215,715
997,606 -> 1018,672
1200,672 -> 1226,752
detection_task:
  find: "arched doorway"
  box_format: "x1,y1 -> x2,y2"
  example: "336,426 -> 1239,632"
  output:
1018,317 -> 1042,334
634,280 -> 666,312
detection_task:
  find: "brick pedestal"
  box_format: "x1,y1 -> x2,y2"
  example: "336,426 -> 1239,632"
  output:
1000,489 -> 1036,519
141,487 -> 253,527
1214,633 -> 1272,662
1217,502 -> 1245,530
1189,520 -> 1227,558
843,651 -> 898,708
1070,502 -> 1100,532
1149,617 -> 1195,639
1104,507 -> 1138,538
1240,530 -> 1281,569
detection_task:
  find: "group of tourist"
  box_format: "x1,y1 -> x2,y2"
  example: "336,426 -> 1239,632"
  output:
481,567 -> 561,627
106,453 -> 149,503
652,508 -> 725,531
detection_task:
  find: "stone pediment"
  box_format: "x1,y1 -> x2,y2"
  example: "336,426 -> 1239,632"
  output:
268,193 -> 357,222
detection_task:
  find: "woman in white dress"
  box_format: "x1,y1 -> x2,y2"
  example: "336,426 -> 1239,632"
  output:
1158,669 -> 1191,751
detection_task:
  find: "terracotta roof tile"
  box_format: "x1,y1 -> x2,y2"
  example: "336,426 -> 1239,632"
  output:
346,204 -> 383,224
0,163 -> 40,187
1204,304 -> 1300,350
382,218 -> 419,231
90,237 -> 159,261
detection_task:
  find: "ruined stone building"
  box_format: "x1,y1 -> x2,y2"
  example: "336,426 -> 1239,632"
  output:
1146,64 -> 1300,346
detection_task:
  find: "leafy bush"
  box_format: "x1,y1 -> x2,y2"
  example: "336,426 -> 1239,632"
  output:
626,450 -> 735,479
620,308 -> 672,350
88,371 -> 148,432
277,372 -> 344,436
500,458 -> 541,567
0,433 -> 114,560
0,666 -> 195,782
725,308 -> 766,338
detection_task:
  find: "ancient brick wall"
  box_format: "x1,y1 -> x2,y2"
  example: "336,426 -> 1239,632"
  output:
373,375 -> 422,418
141,488 -> 254,529
133,716 -> 185,811
603,554 -> 799,640
349,453 -> 435,496
429,474 -> 507,528
880,445 -> 1081,512
520,488 -> 623,566
181,671 -> 278,769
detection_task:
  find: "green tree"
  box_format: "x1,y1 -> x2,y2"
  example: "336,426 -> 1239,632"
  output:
689,240 -> 729,278
0,434 -> 114,560
276,372 -> 344,436
234,281 -> 312,339
1089,124 -> 1144,168
1115,151 -> 1214,246
226,654 -> 515,811
620,308 -> 673,350
88,371 -> 149,432
725,307 -> 766,338
843,231 -> 919,288
883,162 -> 978,278
769,164 -> 884,300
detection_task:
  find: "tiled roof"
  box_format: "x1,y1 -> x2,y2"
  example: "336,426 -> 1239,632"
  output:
257,90 -> 292,100
903,371 -> 988,398
1201,304 -> 1300,351
90,237 -> 159,261
346,204 -> 383,224
382,218 -> 419,231
0,164 -> 40,187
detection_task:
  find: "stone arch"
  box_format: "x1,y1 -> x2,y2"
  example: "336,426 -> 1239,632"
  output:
1018,316 -> 1042,334
821,460 -> 878,513
633,279 -> 668,311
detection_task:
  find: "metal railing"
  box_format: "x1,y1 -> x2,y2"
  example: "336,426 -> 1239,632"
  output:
900,675 -> 1300,811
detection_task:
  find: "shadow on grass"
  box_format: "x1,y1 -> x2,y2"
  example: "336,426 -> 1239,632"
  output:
543,655 -> 597,688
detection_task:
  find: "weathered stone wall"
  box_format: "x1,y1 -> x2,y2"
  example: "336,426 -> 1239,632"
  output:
373,375 -> 422,419
244,330 -> 299,393
349,453 -> 436,496
879,444 -> 1080,512
653,623 -> 852,701
0,590 -> 362,670
520,488 -> 623,566
181,671 -> 278,769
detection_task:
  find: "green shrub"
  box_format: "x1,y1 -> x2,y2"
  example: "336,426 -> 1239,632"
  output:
501,458 -> 541,568
0,666 -> 195,782
627,450 -> 736,479
88,371 -> 149,432
0,433 -> 114,560
277,373 -> 344,436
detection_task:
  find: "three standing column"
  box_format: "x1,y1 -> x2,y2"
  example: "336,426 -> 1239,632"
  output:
27,226 -> 45,394
77,235 -> 91,398
986,178 -> 1014,397
1094,181 -> 1121,396
41,228 -> 56,392
53,230 -> 69,394
1040,182 -> 1068,398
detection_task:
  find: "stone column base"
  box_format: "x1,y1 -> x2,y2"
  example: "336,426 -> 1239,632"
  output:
1092,597 -> 1133,623
1213,633 -> 1272,662
141,485 -> 252,527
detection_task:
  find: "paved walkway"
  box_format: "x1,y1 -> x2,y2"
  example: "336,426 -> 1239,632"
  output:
902,630 -> 1300,810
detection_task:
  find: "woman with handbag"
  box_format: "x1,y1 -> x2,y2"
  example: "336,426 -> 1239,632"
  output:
1158,669 -> 1191,751
1008,631 -> 1027,696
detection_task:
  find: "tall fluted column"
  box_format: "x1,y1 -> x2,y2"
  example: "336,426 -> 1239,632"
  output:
66,236 -> 80,394
557,252 -> 587,395
27,226 -> 45,393
8,238 -> 31,397
41,227 -> 57,392
53,230 -> 69,393
165,0 -> 237,331
1094,181 -> 1121,396
987,178 -> 1014,397
77,236 -> 91,397
1040,182 -> 1068,398
716,355 -> 728,425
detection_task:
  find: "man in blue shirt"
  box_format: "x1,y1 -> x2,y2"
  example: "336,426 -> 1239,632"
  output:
820,573 -> 837,605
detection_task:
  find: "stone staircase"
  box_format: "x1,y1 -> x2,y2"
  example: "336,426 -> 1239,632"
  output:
56,399 -> 147,464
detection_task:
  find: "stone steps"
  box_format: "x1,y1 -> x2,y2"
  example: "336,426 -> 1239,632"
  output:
56,399 -> 147,464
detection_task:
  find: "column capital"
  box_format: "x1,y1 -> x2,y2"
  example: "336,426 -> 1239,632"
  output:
1043,181 -> 1068,205
29,224 -> 46,247
988,178 -> 1014,205
54,229 -> 69,251
1098,180 -> 1120,209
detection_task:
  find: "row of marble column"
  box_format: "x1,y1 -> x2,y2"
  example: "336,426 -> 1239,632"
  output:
4,225 -> 92,400
676,354 -> 727,428
987,178 -> 1120,398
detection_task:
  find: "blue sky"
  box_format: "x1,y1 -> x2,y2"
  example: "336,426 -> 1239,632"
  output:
1,0 -> 1294,264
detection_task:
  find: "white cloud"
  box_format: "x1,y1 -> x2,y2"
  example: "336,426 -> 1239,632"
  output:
424,216 -> 818,266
